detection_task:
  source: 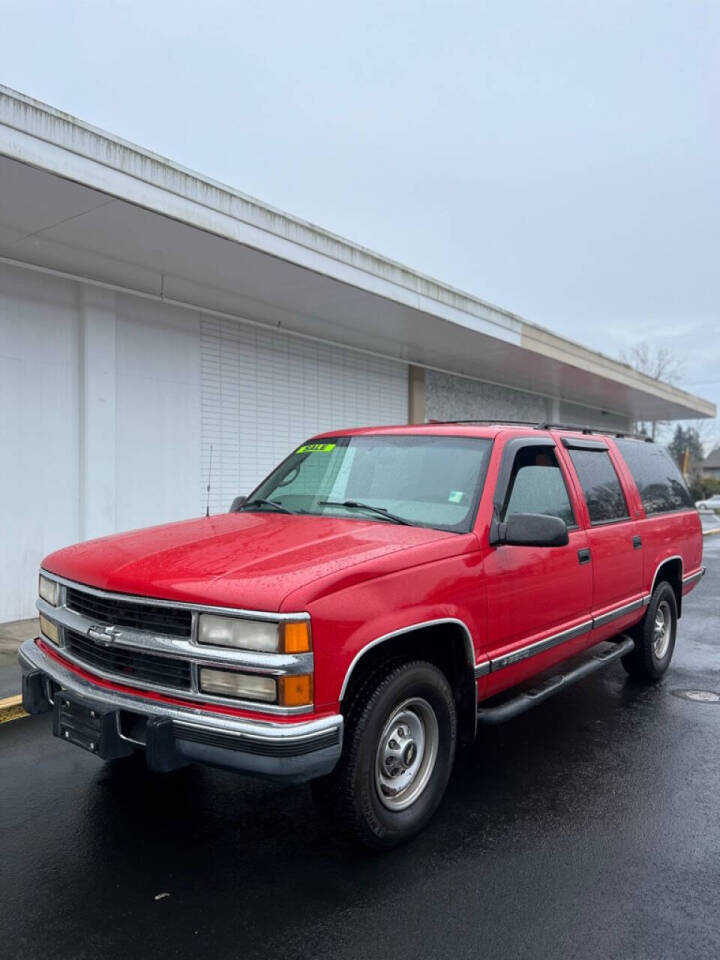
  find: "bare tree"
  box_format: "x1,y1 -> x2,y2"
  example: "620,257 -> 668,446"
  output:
620,342 -> 684,441
688,418 -> 719,459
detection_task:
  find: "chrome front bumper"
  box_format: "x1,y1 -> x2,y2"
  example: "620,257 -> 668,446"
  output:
19,638 -> 343,782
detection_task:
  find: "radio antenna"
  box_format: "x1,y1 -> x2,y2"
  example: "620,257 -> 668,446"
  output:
205,444 -> 213,517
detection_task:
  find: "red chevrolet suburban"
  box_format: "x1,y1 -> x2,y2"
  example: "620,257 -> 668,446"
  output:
20,423 -> 704,847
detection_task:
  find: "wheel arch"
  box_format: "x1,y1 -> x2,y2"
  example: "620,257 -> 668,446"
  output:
339,618 -> 478,743
648,555 -> 683,617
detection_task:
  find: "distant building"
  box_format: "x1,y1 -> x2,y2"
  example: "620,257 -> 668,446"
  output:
701,449 -> 720,479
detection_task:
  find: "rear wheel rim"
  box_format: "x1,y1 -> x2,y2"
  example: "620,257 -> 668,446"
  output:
374,697 -> 439,812
652,600 -> 672,659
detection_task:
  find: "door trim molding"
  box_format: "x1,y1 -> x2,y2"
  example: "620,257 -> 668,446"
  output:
591,597 -> 644,629
489,593 -> 648,673
490,620 -> 593,671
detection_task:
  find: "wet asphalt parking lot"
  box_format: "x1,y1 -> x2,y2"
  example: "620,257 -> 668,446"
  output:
2,537 -> 720,960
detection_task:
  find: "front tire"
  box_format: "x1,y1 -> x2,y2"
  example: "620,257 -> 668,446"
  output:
622,581 -> 677,681
313,661 -> 457,849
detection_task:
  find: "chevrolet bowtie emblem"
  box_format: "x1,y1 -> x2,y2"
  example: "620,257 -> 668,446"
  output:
87,624 -> 123,645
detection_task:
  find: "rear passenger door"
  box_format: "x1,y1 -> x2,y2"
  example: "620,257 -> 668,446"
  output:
559,437 -> 644,630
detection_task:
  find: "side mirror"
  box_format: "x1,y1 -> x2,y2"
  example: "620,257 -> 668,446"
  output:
230,496 -> 246,512
493,512 -> 569,547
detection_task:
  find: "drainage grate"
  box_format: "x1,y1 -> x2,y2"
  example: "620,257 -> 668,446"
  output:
672,689 -> 720,703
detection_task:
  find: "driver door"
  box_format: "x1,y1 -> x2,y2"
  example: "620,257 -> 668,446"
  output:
482,437 -> 593,696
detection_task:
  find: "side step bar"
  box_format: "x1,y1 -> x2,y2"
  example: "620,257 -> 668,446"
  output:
476,637 -> 635,726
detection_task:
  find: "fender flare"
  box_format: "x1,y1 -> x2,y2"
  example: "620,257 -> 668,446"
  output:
646,554 -> 683,605
338,617 -> 476,702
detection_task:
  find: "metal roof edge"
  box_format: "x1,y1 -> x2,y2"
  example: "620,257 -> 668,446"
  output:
0,83 -> 715,420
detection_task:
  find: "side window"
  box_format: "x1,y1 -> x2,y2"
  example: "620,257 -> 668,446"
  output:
614,439 -> 693,514
568,449 -> 629,523
501,446 -> 576,526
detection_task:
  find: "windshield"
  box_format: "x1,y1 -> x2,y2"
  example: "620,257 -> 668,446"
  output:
241,435 -> 493,532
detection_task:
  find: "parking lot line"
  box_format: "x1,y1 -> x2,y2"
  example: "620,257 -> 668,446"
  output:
0,695 -> 27,724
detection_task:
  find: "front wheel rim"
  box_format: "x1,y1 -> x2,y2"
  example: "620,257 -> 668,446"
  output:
652,600 -> 672,659
374,697 -> 439,812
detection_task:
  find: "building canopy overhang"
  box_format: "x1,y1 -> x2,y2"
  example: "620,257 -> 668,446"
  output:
0,85 -> 714,424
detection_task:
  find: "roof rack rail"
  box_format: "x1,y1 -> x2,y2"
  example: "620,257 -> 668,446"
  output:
535,422 -> 654,442
427,419 -> 541,427
427,418 -> 653,442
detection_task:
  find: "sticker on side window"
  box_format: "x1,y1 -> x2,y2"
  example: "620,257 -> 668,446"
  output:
448,490 -> 465,503
297,443 -> 336,453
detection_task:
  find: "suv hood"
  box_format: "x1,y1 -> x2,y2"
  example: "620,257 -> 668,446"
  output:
42,512 -> 469,612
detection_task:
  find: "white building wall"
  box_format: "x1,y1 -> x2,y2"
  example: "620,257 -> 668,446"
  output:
115,295 -> 202,532
0,266 -> 205,620
0,264 -> 82,621
78,286 -> 117,541
0,262 -> 409,620
199,317 -> 409,513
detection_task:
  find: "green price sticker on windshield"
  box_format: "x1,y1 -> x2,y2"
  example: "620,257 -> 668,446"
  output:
297,443 -> 336,453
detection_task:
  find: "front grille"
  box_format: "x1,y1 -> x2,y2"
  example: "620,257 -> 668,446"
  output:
65,629 -> 192,691
66,587 -> 192,638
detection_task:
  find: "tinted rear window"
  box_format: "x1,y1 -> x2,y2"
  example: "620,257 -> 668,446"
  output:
615,439 -> 694,514
568,449 -> 629,524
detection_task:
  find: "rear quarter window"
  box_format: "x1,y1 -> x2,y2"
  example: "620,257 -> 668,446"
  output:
614,439 -> 694,514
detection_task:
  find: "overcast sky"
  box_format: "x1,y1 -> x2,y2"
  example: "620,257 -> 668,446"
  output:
2,0 -> 718,442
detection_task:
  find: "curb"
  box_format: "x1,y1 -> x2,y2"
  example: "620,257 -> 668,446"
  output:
0,695 -> 27,725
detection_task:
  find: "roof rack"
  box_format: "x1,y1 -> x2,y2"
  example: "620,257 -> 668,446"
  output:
427,419 -> 539,427
535,422 -> 653,442
427,418 -> 653,442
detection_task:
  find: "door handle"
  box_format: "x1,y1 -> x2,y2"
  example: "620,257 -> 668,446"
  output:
632,535 -> 642,550
578,548 -> 591,565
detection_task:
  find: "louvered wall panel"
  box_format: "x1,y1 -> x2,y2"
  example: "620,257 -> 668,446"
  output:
200,319 -> 408,513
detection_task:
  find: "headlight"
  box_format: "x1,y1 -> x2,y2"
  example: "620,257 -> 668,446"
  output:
198,668 -> 313,706
197,615 -> 311,653
39,574 -> 59,607
199,668 -> 277,702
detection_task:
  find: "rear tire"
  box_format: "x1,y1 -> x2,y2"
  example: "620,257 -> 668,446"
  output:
312,661 -> 457,849
621,581 -> 677,681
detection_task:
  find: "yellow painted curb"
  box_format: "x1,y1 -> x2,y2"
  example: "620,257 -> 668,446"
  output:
0,695 -> 27,724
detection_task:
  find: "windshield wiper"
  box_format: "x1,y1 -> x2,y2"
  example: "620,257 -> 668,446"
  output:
240,498 -> 294,515
317,500 -> 414,526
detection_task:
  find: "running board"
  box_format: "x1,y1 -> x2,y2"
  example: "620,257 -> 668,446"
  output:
476,637 -> 635,726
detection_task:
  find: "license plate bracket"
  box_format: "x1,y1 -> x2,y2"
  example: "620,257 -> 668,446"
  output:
53,691 -> 134,760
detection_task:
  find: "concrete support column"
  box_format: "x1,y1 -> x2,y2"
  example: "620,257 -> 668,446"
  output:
78,286 -> 116,541
545,395 -> 561,424
408,365 -> 426,424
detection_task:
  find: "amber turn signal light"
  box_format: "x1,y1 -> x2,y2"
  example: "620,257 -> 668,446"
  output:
278,674 -> 313,707
281,621 -> 312,654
